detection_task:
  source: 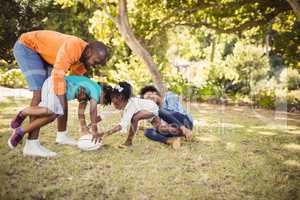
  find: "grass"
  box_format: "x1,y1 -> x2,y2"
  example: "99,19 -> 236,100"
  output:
0,97 -> 300,200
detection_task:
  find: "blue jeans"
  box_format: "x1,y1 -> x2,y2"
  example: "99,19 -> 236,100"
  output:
13,41 -> 52,91
158,109 -> 193,130
144,109 -> 193,143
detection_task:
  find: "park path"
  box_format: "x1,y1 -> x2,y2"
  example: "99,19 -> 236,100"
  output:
0,86 -> 31,101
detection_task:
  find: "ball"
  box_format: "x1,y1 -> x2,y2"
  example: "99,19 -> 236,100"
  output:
77,134 -> 102,151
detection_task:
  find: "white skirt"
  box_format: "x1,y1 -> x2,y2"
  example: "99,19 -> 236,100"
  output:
39,77 -> 64,115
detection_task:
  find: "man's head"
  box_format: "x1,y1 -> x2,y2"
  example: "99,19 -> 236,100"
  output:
140,85 -> 162,105
80,41 -> 109,70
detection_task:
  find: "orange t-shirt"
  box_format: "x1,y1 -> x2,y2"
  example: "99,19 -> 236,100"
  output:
19,30 -> 88,95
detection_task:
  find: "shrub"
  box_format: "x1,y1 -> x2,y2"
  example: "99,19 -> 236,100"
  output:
250,78 -> 279,109
280,68 -> 300,90
0,69 -> 27,88
222,42 -> 270,93
0,59 -> 18,73
287,90 -> 300,112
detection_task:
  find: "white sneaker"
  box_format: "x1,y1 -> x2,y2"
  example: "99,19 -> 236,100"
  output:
23,139 -> 57,157
55,131 -> 77,146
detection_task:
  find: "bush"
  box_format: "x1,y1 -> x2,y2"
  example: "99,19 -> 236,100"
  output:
281,68 -> 300,90
222,42 -> 270,93
287,90 -> 300,112
0,69 -> 27,88
250,78 -> 280,109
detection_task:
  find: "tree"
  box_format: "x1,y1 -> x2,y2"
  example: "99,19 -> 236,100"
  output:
102,0 -> 165,92
163,0 -> 298,67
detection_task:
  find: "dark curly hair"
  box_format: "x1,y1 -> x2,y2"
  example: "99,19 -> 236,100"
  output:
139,85 -> 161,98
97,82 -> 113,105
111,81 -> 133,101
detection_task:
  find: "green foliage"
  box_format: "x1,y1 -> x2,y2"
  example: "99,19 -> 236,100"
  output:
1,0 -> 298,112
286,68 -> 300,90
0,60 -> 17,74
0,0 -> 95,63
0,69 -> 27,88
287,90 -> 300,111
204,42 -> 270,99
250,77 -> 285,110
167,28 -> 208,61
271,14 -> 300,68
224,42 -> 270,93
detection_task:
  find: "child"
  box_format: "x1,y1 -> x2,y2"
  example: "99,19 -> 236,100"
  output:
93,82 -> 191,149
8,75 -> 112,157
139,85 -> 193,144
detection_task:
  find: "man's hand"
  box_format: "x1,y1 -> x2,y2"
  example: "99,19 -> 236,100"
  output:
92,132 -> 103,144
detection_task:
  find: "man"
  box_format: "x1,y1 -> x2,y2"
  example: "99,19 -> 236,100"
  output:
12,30 -> 109,156
140,86 -> 193,147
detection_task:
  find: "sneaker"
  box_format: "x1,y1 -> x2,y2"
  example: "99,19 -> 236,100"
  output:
8,128 -> 24,149
56,132 -> 77,146
23,139 -> 57,157
10,111 -> 26,129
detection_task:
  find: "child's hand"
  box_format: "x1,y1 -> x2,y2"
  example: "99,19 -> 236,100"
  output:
77,87 -> 88,102
118,139 -> 132,148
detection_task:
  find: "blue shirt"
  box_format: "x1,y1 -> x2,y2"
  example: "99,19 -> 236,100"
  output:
162,91 -> 193,122
65,76 -> 101,102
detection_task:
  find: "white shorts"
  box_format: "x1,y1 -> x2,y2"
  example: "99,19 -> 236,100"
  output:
39,77 -> 64,115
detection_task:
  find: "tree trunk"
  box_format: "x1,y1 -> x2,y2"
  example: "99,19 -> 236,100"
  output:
287,0 -> 300,21
265,33 -> 270,58
210,37 -> 216,63
104,0 -> 165,93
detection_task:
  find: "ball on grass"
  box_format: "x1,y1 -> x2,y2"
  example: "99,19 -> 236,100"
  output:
77,134 -> 102,151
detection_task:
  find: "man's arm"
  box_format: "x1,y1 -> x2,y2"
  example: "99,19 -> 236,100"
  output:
53,39 -> 85,96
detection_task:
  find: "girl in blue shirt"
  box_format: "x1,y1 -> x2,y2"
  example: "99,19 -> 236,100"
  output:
8,76 -> 112,157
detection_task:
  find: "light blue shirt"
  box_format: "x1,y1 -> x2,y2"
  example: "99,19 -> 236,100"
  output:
162,91 -> 193,122
65,76 -> 101,102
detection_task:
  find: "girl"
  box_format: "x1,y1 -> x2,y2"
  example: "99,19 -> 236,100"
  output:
8,76 -> 112,157
93,82 -> 192,149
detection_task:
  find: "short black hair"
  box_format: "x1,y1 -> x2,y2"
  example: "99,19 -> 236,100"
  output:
97,82 -> 113,105
80,41 -> 109,67
111,81 -> 132,101
88,41 -> 108,56
140,85 -> 160,98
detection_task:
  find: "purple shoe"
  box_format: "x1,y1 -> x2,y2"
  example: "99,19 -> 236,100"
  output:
10,111 -> 26,129
8,128 -> 24,149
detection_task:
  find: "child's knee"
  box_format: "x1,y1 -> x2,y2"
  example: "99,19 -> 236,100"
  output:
131,114 -> 142,123
50,114 -> 59,122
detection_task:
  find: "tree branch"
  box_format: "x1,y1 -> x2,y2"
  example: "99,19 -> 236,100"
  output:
286,0 -> 300,21
174,10 -> 283,34
102,0 -> 118,24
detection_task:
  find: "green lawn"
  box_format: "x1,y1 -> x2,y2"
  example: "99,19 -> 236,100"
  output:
0,97 -> 299,200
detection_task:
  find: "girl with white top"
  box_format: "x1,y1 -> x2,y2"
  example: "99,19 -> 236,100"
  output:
93,82 -> 191,149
